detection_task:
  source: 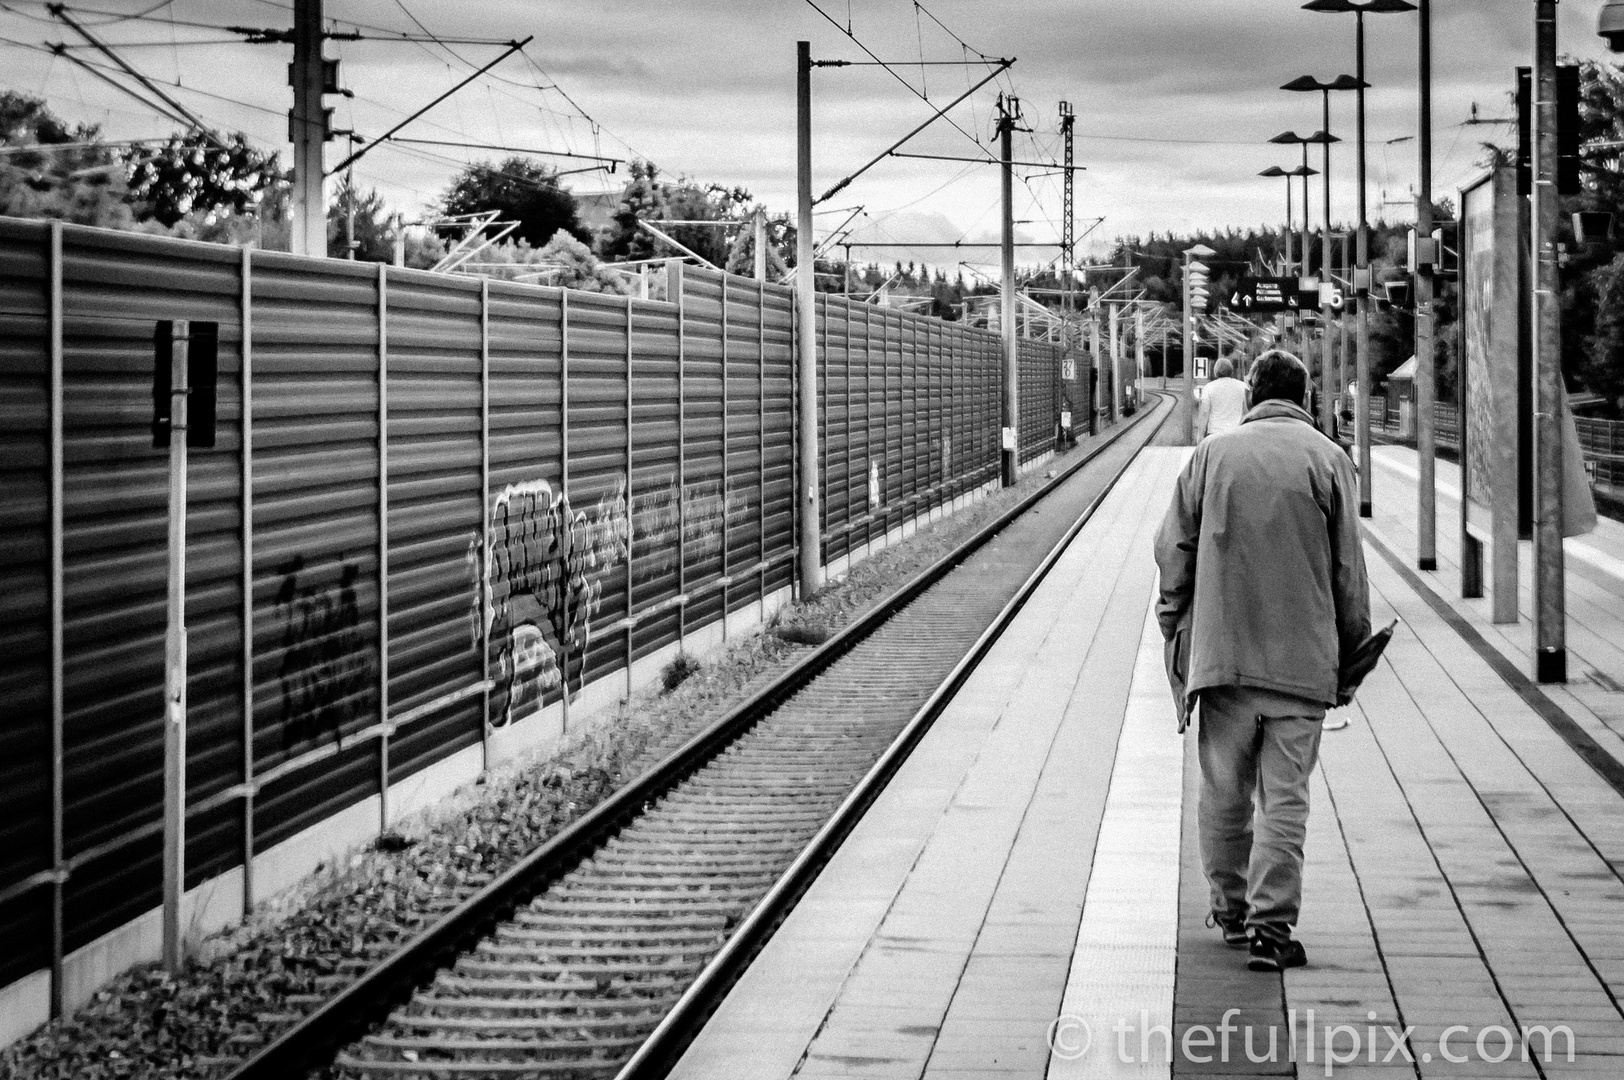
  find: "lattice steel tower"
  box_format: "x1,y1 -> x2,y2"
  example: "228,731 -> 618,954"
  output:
1059,101 -> 1076,347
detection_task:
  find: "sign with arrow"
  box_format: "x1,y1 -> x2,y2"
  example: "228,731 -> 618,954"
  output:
1228,275 -> 1302,314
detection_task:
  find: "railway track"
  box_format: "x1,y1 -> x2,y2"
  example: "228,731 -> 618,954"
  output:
227,394 -> 1174,1080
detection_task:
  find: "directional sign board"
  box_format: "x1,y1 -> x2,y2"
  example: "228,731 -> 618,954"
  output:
1228,276 -> 1302,314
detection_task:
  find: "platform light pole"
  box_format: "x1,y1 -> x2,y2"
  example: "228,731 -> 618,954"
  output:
1303,0 -> 1418,516
1414,0 -> 1436,567
795,41 -> 822,595
1260,166 -> 1295,274
1282,74 -> 1363,434
1533,0 -> 1565,682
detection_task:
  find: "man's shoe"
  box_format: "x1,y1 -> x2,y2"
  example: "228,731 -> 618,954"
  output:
1322,713 -> 1350,731
1206,911 -> 1249,948
1247,935 -> 1308,972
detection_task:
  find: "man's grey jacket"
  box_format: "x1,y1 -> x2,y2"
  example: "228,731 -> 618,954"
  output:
1154,399 -> 1371,721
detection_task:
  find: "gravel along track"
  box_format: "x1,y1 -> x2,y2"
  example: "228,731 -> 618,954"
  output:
331,398 -> 1171,1079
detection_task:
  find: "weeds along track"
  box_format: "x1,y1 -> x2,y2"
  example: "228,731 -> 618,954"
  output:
226,395 -> 1172,1080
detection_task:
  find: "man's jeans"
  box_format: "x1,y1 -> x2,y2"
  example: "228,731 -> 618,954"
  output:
1197,686 -> 1326,942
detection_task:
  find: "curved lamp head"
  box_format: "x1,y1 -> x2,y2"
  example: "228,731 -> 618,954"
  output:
1603,0 -> 1624,51
1281,74 -> 1367,93
1304,0 -> 1416,11
1260,165 -> 1290,178
1304,130 -> 1341,145
1292,165 -> 1321,177
1270,130 -> 1305,144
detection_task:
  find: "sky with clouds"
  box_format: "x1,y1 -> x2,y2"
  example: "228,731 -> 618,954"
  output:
0,0 -> 1616,268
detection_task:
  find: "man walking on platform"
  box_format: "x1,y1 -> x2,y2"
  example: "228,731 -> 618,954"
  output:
1153,350 -> 1370,972
1195,355 -> 1249,440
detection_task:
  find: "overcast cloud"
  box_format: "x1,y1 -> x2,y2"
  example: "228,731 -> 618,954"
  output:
0,0 -> 1614,267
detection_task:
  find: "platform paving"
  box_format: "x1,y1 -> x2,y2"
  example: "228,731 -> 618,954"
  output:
671,443 -> 1624,1080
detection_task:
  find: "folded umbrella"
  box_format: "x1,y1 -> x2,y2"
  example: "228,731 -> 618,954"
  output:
1337,618 -> 1399,708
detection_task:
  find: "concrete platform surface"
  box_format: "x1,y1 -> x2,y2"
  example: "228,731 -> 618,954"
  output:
671,445 -> 1624,1080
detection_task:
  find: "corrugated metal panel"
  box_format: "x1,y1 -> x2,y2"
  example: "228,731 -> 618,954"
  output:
722,275 -> 765,615
251,251 -> 382,849
562,289 -> 631,689
760,285 -> 795,596
381,268 -> 483,782
628,290 -> 681,663
0,219 -> 53,988
677,268 -> 727,634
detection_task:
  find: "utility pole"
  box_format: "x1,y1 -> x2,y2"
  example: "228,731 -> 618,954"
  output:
753,207 -> 768,281
796,42 -> 822,595
1135,304 -> 1146,407
1532,0 -> 1565,682
1109,301 -> 1121,424
998,94 -> 1020,486
1089,286 -> 1102,430
1060,101 -> 1075,349
344,134 -> 357,260
1415,0 -> 1437,567
289,0 -> 329,257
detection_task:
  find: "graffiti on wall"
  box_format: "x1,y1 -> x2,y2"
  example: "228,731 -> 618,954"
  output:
469,472 -> 757,730
276,555 -> 373,750
628,476 -> 751,583
472,477 -> 630,728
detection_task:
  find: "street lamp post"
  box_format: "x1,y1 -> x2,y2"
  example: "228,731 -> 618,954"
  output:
1302,0 -> 1418,518
1260,163 -> 1321,277
1283,74 -> 1363,435
1270,131 -> 1337,383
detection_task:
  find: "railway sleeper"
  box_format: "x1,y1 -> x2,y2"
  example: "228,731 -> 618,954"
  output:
391,1008 -> 670,1032
472,939 -> 719,961
428,975 -> 684,999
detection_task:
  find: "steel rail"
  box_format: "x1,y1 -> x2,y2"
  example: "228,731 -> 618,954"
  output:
225,395 -> 1167,1080
619,392 -> 1174,1078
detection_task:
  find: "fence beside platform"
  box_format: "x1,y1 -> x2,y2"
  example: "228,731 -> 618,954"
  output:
0,216 -> 1071,1022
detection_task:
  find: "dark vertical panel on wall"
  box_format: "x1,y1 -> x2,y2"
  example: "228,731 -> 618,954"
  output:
0,219 -> 52,989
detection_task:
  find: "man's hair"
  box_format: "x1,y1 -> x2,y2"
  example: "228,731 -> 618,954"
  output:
1249,350 -> 1309,406
1212,356 -> 1235,379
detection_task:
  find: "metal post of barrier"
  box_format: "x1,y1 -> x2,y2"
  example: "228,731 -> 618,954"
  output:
376,265 -> 390,828
721,276 -> 730,637
239,246 -> 256,914
480,279 -> 492,757
161,318 -> 190,974
48,220 -> 65,1015
560,289 -> 572,726
625,289 -> 635,701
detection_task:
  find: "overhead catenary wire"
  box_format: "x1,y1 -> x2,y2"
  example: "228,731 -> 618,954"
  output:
800,0 -> 997,154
